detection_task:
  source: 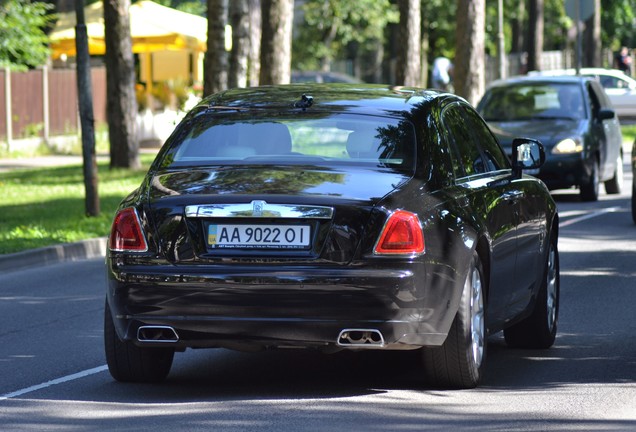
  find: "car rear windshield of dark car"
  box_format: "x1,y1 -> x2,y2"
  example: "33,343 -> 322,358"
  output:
160,112 -> 416,173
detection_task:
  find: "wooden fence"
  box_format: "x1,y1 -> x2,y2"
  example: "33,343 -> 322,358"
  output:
0,67 -> 106,150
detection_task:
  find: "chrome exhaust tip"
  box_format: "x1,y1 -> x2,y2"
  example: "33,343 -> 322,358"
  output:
137,326 -> 179,343
337,329 -> 385,348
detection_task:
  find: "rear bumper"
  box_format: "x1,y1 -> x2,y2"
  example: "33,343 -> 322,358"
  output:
106,261 -> 462,351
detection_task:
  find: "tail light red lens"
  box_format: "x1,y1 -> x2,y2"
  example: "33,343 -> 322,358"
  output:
109,207 -> 148,252
374,210 -> 425,255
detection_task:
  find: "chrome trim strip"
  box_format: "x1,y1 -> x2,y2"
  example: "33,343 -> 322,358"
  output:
185,201 -> 334,219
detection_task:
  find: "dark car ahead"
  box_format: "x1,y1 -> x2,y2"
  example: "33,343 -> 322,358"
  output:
105,84 -> 559,389
477,75 -> 623,201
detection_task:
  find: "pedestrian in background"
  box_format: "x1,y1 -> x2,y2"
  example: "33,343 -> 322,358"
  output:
431,57 -> 453,91
615,46 -> 632,75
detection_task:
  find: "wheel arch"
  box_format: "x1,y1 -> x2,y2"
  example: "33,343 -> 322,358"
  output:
474,235 -> 492,303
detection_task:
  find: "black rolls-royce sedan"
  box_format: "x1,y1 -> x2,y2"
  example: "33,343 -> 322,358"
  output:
105,84 -> 559,389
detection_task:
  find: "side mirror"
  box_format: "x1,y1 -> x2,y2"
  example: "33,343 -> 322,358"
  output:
511,138 -> 545,179
598,108 -> 616,120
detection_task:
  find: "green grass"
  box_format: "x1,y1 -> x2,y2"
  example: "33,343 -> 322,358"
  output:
622,124 -> 636,145
0,154 -> 155,254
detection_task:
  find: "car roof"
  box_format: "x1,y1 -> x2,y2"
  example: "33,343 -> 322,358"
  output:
529,67 -> 633,79
192,84 -> 459,118
528,68 -> 636,82
486,74 -> 593,89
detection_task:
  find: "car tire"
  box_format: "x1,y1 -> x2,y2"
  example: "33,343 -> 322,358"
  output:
104,300 -> 175,383
604,153 -> 623,195
503,232 -> 559,349
422,252 -> 486,389
580,158 -> 599,201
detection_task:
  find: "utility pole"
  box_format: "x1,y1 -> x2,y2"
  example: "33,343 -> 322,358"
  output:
75,0 -> 100,216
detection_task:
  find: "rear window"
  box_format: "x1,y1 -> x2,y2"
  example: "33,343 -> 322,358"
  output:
159,113 -> 416,172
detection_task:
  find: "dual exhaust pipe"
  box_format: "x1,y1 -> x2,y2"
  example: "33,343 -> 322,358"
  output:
137,326 -> 386,348
137,326 -> 179,343
337,329 -> 385,348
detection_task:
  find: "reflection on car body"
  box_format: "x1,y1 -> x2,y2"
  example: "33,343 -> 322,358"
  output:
478,75 -> 624,201
105,84 -> 560,389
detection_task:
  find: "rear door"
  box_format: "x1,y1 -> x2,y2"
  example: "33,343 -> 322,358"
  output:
440,102 -> 522,324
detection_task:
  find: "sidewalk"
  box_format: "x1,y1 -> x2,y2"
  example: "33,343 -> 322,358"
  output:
0,148 -> 160,173
0,238 -> 107,274
0,154 -> 111,173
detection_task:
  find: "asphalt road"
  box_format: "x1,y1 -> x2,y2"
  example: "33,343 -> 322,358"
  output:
1,176 -> 635,431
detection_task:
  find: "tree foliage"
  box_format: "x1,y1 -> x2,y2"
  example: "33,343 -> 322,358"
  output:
600,0 -> 636,49
422,0 -> 456,61
148,0 -> 206,16
0,0 -> 54,71
292,0 -> 397,72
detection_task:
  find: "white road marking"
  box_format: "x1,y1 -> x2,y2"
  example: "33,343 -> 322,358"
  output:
559,206 -> 622,228
0,365 -> 108,401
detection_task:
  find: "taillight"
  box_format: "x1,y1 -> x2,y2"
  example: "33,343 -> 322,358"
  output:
374,210 -> 425,255
109,207 -> 148,252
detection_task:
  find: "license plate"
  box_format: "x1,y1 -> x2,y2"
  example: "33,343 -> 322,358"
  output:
208,224 -> 311,249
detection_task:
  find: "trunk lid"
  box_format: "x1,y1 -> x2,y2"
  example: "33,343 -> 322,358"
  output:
145,165 -> 411,264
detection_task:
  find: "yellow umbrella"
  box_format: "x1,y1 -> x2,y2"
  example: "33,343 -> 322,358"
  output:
49,0 -> 207,59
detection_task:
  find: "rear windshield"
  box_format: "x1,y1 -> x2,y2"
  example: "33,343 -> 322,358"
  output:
158,112 -> 416,173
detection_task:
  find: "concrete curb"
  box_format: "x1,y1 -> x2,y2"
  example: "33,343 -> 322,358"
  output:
0,238 -> 107,274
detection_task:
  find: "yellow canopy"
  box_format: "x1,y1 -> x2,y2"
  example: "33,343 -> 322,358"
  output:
49,0 -> 207,59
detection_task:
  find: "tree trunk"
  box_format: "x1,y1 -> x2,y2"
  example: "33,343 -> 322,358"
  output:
247,0 -> 261,87
229,0 -> 249,89
204,0 -> 228,96
455,0 -> 485,105
103,0 -> 139,169
75,0 -> 99,216
527,0 -> 544,72
259,0 -> 293,85
583,0 -> 601,67
396,0 -> 421,86
511,0 -> 525,53
420,9 -> 430,88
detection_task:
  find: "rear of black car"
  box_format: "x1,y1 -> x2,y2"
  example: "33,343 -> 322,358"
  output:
105,97 -> 466,359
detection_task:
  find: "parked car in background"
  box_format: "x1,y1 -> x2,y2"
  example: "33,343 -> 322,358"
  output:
291,70 -> 362,84
529,68 -> 636,120
105,84 -> 560,389
477,75 -> 623,201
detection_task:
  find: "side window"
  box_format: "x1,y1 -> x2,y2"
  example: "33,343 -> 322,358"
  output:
588,81 -> 611,109
587,82 -> 603,117
442,103 -> 485,177
463,107 -> 510,171
442,103 -> 509,179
